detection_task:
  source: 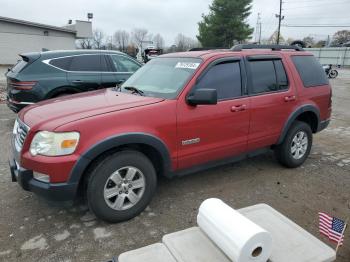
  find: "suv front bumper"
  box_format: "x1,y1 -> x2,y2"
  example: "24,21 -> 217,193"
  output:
9,157 -> 78,201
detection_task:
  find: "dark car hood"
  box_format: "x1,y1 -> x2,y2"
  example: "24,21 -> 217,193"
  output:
19,88 -> 164,130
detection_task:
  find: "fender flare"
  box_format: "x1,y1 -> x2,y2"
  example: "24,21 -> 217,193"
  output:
67,133 -> 173,185
277,105 -> 320,145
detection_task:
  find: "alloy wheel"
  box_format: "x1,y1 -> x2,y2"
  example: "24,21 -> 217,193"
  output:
290,131 -> 308,160
103,166 -> 146,211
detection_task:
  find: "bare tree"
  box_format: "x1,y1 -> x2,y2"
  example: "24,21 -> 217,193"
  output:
332,30 -> 350,46
93,29 -> 105,49
132,28 -> 149,48
77,38 -> 94,49
153,33 -> 165,49
113,30 -> 130,53
174,33 -> 199,51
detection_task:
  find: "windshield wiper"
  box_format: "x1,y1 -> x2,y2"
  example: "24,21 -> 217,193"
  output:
123,86 -> 145,96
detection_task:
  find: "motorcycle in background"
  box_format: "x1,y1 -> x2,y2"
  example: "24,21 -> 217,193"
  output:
323,64 -> 338,79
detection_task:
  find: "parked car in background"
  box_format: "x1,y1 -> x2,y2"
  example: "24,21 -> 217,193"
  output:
9,45 -> 331,223
6,50 -> 142,112
323,64 -> 338,79
143,47 -> 163,63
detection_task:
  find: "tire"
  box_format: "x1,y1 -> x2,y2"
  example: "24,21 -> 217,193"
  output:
275,121 -> 313,168
329,69 -> 338,79
54,93 -> 73,98
87,150 -> 157,223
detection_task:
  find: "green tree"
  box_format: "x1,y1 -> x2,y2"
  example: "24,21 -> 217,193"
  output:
197,0 -> 253,48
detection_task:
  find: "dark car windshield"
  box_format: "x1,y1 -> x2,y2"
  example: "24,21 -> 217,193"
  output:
121,57 -> 202,99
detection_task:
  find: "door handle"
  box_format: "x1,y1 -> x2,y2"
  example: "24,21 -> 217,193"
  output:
284,95 -> 296,102
72,80 -> 84,84
231,104 -> 247,112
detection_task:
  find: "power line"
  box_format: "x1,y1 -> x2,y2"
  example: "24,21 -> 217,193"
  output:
284,0 -> 346,4
285,16 -> 348,20
283,24 -> 350,27
283,1 -> 350,10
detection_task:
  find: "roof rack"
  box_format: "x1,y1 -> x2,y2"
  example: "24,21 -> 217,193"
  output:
188,47 -> 229,51
231,44 -> 304,51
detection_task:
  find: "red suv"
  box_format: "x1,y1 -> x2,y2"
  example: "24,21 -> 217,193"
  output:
9,45 -> 331,222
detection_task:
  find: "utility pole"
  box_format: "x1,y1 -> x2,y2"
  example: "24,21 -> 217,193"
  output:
255,13 -> 262,44
259,17 -> 262,44
276,0 -> 284,44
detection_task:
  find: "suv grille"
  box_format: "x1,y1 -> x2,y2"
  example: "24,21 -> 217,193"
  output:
13,119 -> 30,152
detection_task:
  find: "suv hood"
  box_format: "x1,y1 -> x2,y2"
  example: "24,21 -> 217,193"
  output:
19,88 -> 164,129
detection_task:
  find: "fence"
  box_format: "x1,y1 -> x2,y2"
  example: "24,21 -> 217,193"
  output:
305,47 -> 350,67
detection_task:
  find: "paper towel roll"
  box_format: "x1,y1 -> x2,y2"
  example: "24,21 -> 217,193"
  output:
197,198 -> 272,262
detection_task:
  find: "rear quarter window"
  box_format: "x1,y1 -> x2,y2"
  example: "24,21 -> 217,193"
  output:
292,55 -> 329,87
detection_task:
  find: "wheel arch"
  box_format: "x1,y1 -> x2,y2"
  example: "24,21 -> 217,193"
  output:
68,133 -> 173,192
46,86 -> 81,99
277,105 -> 320,145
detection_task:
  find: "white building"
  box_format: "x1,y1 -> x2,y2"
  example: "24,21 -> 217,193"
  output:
0,16 -> 92,66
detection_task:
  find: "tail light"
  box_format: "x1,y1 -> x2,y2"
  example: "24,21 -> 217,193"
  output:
9,80 -> 37,90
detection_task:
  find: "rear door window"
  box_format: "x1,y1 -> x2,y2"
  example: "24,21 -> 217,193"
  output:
248,59 -> 289,94
195,60 -> 242,100
292,55 -> 328,87
69,55 -> 101,72
274,60 -> 288,90
49,57 -> 72,70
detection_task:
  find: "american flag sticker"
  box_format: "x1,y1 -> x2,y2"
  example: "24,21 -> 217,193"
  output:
319,212 -> 346,246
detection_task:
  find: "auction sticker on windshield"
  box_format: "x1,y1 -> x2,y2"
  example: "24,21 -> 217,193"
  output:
175,62 -> 200,70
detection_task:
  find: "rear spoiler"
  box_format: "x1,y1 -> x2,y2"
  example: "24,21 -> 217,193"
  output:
19,52 -> 41,63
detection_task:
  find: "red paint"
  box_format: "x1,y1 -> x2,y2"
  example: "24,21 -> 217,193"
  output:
17,50 -> 332,183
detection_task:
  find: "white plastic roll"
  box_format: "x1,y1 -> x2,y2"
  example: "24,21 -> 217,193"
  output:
197,198 -> 272,262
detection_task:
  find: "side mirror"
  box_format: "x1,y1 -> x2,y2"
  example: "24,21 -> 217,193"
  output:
116,79 -> 126,87
187,89 -> 217,106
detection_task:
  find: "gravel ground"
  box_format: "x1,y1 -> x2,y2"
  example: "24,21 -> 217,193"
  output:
0,71 -> 349,261
0,80 -> 6,102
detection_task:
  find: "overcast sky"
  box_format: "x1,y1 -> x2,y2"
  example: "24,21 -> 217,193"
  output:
0,0 -> 349,45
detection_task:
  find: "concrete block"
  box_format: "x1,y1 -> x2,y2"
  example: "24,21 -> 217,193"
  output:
118,243 -> 177,262
238,204 -> 336,262
163,227 -> 231,262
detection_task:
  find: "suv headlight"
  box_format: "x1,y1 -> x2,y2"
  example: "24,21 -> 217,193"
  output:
30,131 -> 80,156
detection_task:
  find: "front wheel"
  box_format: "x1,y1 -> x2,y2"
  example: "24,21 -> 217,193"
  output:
275,121 -> 313,168
87,150 -> 157,223
328,69 -> 338,79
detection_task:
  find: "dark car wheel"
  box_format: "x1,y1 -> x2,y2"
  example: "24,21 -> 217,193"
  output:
275,121 -> 312,168
87,150 -> 157,223
329,69 -> 338,79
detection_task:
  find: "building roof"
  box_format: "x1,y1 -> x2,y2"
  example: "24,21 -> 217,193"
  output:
0,15 -> 76,34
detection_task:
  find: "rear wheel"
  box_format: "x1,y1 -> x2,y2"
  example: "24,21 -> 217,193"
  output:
275,121 -> 312,168
87,150 -> 157,223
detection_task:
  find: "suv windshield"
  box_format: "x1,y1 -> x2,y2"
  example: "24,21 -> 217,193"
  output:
121,57 -> 202,99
